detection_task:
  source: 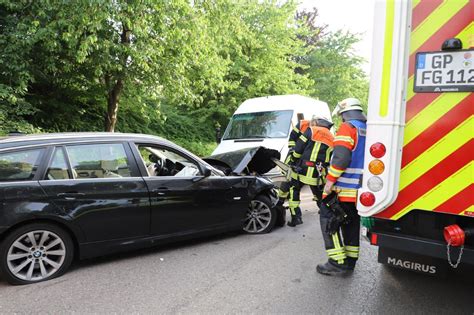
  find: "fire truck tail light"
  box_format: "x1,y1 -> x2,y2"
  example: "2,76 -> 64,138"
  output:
370,142 -> 386,158
367,176 -> 383,192
370,233 -> 378,245
360,192 -> 376,207
369,159 -> 385,175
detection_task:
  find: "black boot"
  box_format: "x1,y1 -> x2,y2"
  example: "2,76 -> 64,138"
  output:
316,261 -> 352,276
287,215 -> 303,227
346,257 -> 357,271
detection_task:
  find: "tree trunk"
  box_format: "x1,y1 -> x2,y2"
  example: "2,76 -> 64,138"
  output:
104,23 -> 131,132
105,79 -> 123,132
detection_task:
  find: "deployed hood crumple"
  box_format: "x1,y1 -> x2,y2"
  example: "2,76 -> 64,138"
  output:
204,146 -> 281,175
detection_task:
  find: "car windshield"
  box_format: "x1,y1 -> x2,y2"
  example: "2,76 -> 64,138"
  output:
222,110 -> 293,140
143,144 -> 225,177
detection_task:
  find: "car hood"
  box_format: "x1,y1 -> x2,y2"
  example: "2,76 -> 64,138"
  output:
204,146 -> 281,175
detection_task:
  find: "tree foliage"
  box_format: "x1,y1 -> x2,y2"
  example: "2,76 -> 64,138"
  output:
1,0 -> 201,131
296,8 -> 369,110
0,0 -> 368,156
306,30 -> 369,110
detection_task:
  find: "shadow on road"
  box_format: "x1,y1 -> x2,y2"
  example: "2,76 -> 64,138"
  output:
70,230 -> 246,272
0,230 -> 245,285
381,262 -> 474,284
0,223 -> 293,286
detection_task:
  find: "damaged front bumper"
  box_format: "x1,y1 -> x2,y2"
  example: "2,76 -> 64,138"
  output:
204,146 -> 281,176
204,146 -> 281,205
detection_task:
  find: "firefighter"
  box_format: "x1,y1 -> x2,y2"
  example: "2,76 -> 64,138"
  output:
287,116 -> 334,227
276,119 -> 310,207
316,97 -> 367,276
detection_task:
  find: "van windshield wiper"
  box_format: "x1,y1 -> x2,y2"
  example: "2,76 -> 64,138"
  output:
224,135 -> 269,140
245,135 -> 269,139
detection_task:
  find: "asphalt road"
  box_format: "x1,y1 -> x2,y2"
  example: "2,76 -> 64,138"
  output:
0,189 -> 472,314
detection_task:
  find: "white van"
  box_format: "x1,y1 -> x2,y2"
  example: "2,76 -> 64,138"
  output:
212,94 -> 331,177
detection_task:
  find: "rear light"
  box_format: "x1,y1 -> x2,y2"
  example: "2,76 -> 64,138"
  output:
367,176 -> 383,192
369,159 -> 385,175
370,142 -> 386,158
370,233 -> 378,245
360,192 -> 375,207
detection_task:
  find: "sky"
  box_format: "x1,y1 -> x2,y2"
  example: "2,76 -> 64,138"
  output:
298,0 -> 375,73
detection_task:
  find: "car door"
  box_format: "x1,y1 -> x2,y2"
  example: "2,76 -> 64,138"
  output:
0,147 -> 49,229
38,143 -> 150,242
132,143 -> 250,236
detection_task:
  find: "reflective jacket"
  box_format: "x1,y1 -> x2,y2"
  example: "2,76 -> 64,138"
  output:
326,120 -> 367,202
285,119 -> 310,164
292,126 -> 334,186
288,119 -> 310,148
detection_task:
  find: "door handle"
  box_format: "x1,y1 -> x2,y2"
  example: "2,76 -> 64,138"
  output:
152,187 -> 169,196
57,192 -> 85,200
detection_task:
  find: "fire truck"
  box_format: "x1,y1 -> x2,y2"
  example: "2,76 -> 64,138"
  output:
358,0 -> 473,274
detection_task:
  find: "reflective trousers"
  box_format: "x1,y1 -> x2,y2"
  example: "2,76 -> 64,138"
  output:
277,152 -> 295,201
288,178 -> 323,216
277,179 -> 291,201
319,201 -> 360,269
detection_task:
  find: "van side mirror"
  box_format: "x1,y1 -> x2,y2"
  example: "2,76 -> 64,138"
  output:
215,127 -> 221,144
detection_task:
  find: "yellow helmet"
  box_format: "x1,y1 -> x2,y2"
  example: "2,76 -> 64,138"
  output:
331,98 -> 364,117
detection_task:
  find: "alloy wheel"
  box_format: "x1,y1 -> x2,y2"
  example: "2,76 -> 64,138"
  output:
6,230 -> 66,282
243,200 -> 272,233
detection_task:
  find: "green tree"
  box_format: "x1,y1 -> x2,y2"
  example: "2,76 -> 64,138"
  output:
186,0 -> 313,130
0,1 -> 205,132
307,30 -> 369,110
295,8 -> 369,111
0,0 -> 368,156
0,2 -> 41,133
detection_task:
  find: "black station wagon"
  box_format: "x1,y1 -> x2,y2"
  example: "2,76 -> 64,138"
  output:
0,133 -> 282,284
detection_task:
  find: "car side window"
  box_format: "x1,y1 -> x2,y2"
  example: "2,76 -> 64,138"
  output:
0,148 -> 44,182
136,144 -> 201,177
66,143 -> 132,179
46,147 -> 71,180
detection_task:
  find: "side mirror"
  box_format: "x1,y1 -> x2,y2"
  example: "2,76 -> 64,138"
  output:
203,166 -> 212,177
193,166 -> 212,183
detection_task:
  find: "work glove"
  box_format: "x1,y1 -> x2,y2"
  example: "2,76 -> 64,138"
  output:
327,217 -> 341,235
323,179 -> 335,196
322,192 -> 350,234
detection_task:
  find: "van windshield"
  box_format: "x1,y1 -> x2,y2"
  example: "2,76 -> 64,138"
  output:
222,110 -> 293,140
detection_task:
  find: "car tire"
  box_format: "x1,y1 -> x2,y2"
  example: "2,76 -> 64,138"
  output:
243,194 -> 277,234
0,223 -> 74,285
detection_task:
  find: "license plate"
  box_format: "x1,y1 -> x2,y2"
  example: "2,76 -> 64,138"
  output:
414,49 -> 474,93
